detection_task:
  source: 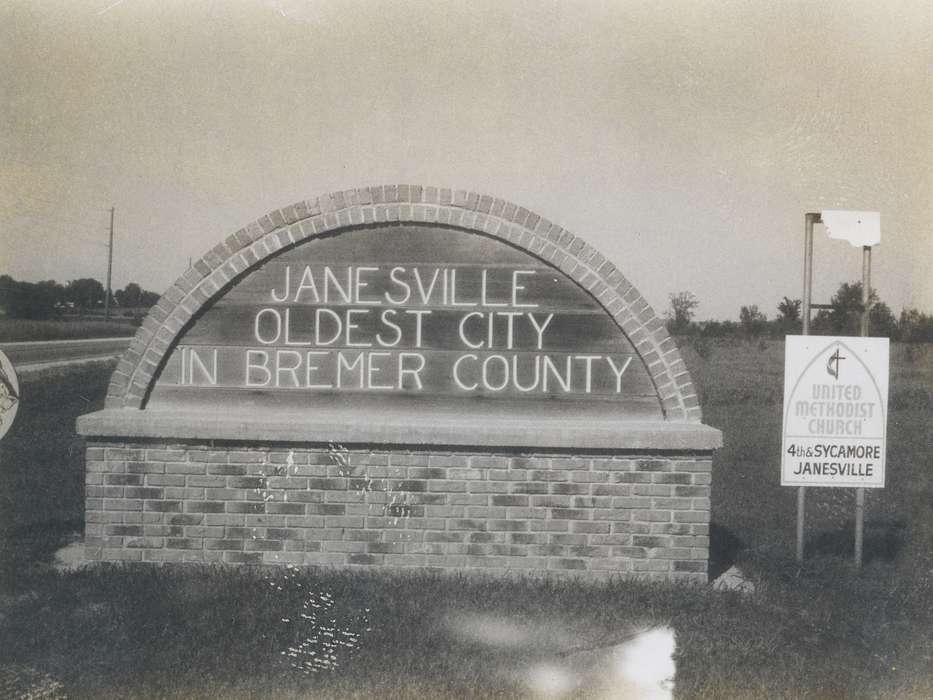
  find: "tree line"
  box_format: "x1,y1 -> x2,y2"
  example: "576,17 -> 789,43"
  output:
0,275 -> 160,320
666,282 -> 933,342
3,273 -> 931,342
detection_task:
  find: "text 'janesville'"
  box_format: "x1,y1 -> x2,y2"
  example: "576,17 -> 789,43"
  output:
182,265 -> 634,394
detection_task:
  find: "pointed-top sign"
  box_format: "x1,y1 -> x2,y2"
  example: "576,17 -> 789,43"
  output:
781,336 -> 889,488
821,210 -> 881,247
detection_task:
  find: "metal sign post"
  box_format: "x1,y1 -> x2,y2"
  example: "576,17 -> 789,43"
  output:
854,244 -> 871,568
797,213 -> 820,563
795,211 -> 880,568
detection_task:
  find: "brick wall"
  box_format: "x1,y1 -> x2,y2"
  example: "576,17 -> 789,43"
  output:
84,441 -> 711,583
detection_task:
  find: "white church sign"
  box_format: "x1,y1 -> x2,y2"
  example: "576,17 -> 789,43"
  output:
781,336 -> 889,488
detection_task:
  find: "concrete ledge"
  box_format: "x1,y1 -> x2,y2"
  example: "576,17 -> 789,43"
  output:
77,407 -> 722,451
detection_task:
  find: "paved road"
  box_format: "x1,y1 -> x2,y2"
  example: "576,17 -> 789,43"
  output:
0,337 -> 131,370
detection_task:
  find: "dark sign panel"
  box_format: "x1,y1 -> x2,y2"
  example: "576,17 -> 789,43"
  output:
149,226 -> 662,418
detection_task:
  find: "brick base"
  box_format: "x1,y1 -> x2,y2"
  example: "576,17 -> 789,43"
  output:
84,442 -> 712,583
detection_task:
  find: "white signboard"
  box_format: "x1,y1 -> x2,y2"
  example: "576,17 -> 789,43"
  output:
781,336 -> 889,488
821,210 -> 881,247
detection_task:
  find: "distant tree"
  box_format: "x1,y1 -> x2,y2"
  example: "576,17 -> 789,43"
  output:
36,280 -> 67,307
869,301 -> 898,339
812,282 -> 897,338
899,308 -> 933,343
777,297 -> 801,323
739,305 -> 768,338
816,282 -> 862,334
0,275 -> 13,310
0,276 -> 59,319
697,319 -> 738,337
66,278 -> 105,310
666,291 -> 699,334
112,282 -> 159,323
115,282 -> 142,308
113,282 -> 160,309
773,296 -> 802,336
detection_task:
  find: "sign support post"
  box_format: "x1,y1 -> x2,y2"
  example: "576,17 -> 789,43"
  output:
854,244 -> 872,568
797,212 -> 820,563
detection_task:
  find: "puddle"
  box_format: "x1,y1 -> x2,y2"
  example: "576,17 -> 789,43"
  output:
444,612 -> 676,699
446,612 -> 536,648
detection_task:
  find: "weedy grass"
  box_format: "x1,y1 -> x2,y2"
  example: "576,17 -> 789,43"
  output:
0,319 -> 137,342
682,339 -> 933,557
1,563 -> 926,699
0,341 -> 931,698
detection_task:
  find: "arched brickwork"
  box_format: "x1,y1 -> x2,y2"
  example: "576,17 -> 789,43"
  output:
106,186 -> 701,421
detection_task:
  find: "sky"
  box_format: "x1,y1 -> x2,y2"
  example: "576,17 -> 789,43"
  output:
2,0 -> 931,321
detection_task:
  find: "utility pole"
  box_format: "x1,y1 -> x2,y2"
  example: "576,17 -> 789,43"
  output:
104,206 -> 114,320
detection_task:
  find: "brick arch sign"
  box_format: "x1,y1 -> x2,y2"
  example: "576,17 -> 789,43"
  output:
107,186 -> 700,422
79,186 -> 720,581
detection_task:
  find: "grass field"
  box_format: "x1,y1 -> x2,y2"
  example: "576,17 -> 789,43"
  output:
0,340 -> 931,698
0,318 -> 138,342
681,339 -> 933,569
